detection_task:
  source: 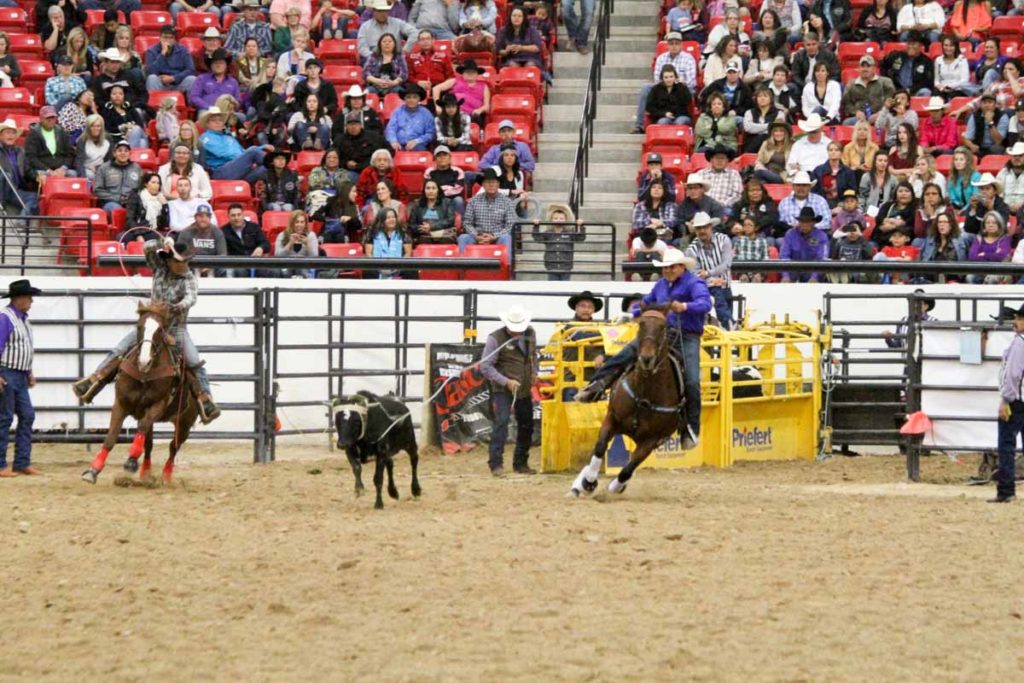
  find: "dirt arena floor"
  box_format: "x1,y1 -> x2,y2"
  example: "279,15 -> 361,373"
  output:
2,441 -> 1024,682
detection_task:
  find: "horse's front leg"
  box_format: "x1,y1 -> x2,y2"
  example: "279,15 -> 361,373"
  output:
608,437 -> 659,494
124,403 -> 163,474
139,427 -> 154,479
570,413 -> 615,497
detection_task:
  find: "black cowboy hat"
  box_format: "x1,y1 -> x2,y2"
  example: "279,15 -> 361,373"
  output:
912,288 -> 935,312
263,149 -> 290,169
768,120 -> 790,134
437,91 -> 463,108
620,293 -> 644,313
456,58 -> 481,74
796,206 -> 821,223
205,48 -> 232,67
567,291 -> 603,313
159,242 -> 195,263
403,83 -> 427,100
704,144 -> 736,162
2,279 -> 42,298
995,304 -> 1024,320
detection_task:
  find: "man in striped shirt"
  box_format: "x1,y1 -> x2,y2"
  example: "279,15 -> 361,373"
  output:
632,32 -> 698,133
0,280 -> 41,477
684,212 -> 734,329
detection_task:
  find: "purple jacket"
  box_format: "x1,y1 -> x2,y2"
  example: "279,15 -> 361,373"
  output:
189,73 -> 242,111
636,270 -> 712,334
968,235 -> 1012,263
779,226 -> 828,281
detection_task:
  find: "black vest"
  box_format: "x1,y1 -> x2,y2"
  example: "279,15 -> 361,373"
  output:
490,327 -> 536,398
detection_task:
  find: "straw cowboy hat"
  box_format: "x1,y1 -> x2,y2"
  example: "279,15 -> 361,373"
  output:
198,105 -> 227,127
0,118 -> 21,137
368,0 -> 393,11
971,172 -> 1002,192
923,96 -> 947,111
683,174 -> 711,188
98,47 -> 125,62
500,305 -> 532,333
652,248 -> 696,268
797,113 -> 825,133
691,211 -> 715,229
790,170 -> 813,185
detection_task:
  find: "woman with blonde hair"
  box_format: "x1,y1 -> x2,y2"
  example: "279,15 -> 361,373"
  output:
275,210 -> 321,278
909,154 -> 947,198
169,120 -> 207,167
61,27 -> 95,84
113,26 -> 143,74
754,120 -> 793,183
841,120 -> 879,173
213,93 -> 242,132
73,114 -> 112,181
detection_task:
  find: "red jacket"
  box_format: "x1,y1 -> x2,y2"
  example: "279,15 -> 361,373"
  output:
407,49 -> 454,89
356,166 -> 407,206
919,115 -> 959,151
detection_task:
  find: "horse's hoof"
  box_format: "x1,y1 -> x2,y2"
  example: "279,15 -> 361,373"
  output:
568,487 -> 581,498
411,485 -> 422,498
354,487 -> 364,498
374,500 -> 384,510
581,477 -> 598,493
608,478 -> 627,494
81,469 -> 98,484
388,487 -> 399,500
123,458 -> 139,473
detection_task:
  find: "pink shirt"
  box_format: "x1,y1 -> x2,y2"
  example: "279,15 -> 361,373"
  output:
270,0 -> 312,29
452,77 -> 487,115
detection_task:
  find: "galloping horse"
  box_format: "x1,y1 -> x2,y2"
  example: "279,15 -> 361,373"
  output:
81,302 -> 199,484
570,308 -> 683,496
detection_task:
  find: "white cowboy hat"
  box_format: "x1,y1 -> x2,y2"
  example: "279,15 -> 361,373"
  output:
691,211 -> 714,228
368,0 -> 393,10
198,105 -> 226,127
923,96 -> 947,111
345,84 -> 367,98
1009,141 -> 1024,156
652,248 -> 696,269
202,27 -> 222,39
500,305 -> 532,333
0,118 -> 20,136
790,170 -> 813,185
797,113 -> 825,133
971,172 -> 999,187
683,174 -> 711,188
99,47 -> 125,62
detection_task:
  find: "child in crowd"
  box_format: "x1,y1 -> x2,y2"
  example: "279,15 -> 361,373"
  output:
155,96 -> 180,145
829,221 -> 874,283
732,216 -> 768,282
529,3 -> 555,45
629,227 -> 668,281
666,0 -> 704,41
532,203 -> 585,281
873,228 -> 920,283
831,189 -> 866,238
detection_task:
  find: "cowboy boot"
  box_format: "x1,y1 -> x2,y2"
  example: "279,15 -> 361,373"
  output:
184,368 -> 221,424
678,407 -> 699,451
71,356 -> 122,404
574,375 -> 611,403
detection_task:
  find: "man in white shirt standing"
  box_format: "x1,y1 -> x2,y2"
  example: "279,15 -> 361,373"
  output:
632,32 -> 697,133
786,113 -> 832,175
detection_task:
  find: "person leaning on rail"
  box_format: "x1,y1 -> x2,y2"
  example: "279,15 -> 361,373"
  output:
991,304 -> 1024,503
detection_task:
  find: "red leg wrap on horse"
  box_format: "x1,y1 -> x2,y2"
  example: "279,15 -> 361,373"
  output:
128,433 -> 145,459
90,448 -> 110,471
162,461 -> 174,482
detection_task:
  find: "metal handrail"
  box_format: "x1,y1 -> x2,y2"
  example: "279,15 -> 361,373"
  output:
567,0 -> 613,215
623,260 -> 1024,276
0,215 -> 96,275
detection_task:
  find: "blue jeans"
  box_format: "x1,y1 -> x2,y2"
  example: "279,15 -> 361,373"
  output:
170,3 -> 223,19
548,272 -> 571,281
488,390 -> 534,469
102,200 -> 123,215
0,368 -> 34,469
562,0 -> 595,48
635,82 -> 654,127
293,121 -> 331,149
997,400 -> 1024,497
145,74 -> 196,94
457,232 -> 513,253
708,285 -> 733,329
211,147 -> 266,185
104,327 -> 210,394
588,331 -> 703,435
657,115 -> 692,126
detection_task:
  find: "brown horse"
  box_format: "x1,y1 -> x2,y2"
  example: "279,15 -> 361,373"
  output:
81,302 -> 199,485
570,308 -> 682,496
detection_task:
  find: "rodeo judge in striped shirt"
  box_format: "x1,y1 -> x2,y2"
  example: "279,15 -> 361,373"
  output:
684,212 -> 734,330
0,280 -> 41,478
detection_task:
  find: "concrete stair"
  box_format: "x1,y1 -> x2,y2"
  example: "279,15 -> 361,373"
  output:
523,0 -> 660,281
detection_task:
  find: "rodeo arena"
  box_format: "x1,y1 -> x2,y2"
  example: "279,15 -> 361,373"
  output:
8,0 -> 1024,679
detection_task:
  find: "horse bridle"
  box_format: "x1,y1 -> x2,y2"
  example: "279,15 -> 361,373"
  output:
635,310 -> 669,375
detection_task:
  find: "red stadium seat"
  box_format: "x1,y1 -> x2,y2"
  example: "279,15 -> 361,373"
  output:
381,92 -> 402,122
730,153 -> 758,171
8,114 -> 37,144
18,60 -> 53,89
81,241 -> 128,276
58,207 -> 110,262
449,150 -> 479,170
295,150 -> 324,175
837,41 -> 881,68
6,32 -> 43,58
840,67 -> 859,83
0,7 -> 27,32
40,177 -> 92,216
147,89 -> 187,116
135,35 -> 161,62
825,125 -> 856,145
978,155 -> 1010,174
322,64 -> 364,89
0,88 -> 35,115
463,244 -> 510,280
130,10 -> 173,36
991,16 -> 1024,38
933,154 -> 955,174
321,242 -> 365,277
881,42 -> 906,58
1002,42 -> 1022,59
482,119 -> 536,154
412,244 -> 461,280
453,50 -> 493,69
317,38 -> 359,65
210,179 -> 256,211
643,124 -> 694,155
124,240 -> 152,276
495,65 -> 543,102
262,211 -> 293,247
129,148 -> 158,172
393,150 -> 433,196
763,184 -> 789,203
177,11 -> 220,38
490,93 -> 538,127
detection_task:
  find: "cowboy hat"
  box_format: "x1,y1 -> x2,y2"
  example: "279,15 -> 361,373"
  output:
912,288 -> 936,312
790,170 -> 813,185
1010,142 -> 1024,156
971,172 -> 1001,190
567,291 -> 603,313
205,48 -> 232,67
202,27 -> 222,39
368,0 -> 393,10
344,84 -> 367,98
98,47 -> 125,62
995,304 -> 1024,320
198,105 -> 226,126
263,149 -> 290,168
924,96 -> 947,111
159,242 -> 194,263
796,206 -> 821,223
683,174 -> 711,188
768,120 -> 790,134
703,145 -> 736,162
691,211 -> 715,228
0,118 -> 21,136
620,293 -> 645,313
797,113 -> 825,133
437,91 -> 463,108
403,82 -> 427,100
500,305 -> 532,333
2,279 -> 42,298
652,247 -> 696,268
455,58 -> 481,74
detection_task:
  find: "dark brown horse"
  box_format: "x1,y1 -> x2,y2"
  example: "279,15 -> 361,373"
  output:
570,308 -> 682,496
81,302 -> 199,485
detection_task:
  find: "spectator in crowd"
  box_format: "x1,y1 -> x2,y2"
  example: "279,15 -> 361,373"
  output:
168,177 -> 207,232
159,144 -> 213,201
703,36 -> 743,86
629,226 -> 668,280
190,49 -> 242,116
409,177 -> 457,244
964,173 -> 1010,235
780,206 -> 829,282
191,27 -> 224,75
637,152 -> 677,204
947,0 -> 992,45
94,140 -> 141,215
874,181 -> 919,247
425,145 -> 467,213
813,141 -> 857,208
445,59 -> 490,123
45,55 -> 87,107
271,0 -> 313,29
732,216 -> 769,281
288,93 -> 333,151
666,0 -> 704,39
755,120 -> 793,183
779,171 -> 831,233
497,7 -> 545,75
225,0 -> 274,57
357,0 -> 418,60
293,59 -> 339,115
277,28 -> 316,85
856,0 -> 898,44
705,8 -> 751,57
702,63 -> 754,120
974,37 -> 1007,91
338,114 -> 387,184
801,61 -> 842,123
912,181 -> 951,237
409,30 -> 455,96
790,31 -> 839,91
908,155 -> 947,199
832,188 -> 866,233
363,207 -> 413,279
920,212 -> 969,275
695,146 -> 743,212
947,145 -> 981,211
896,0 -> 944,44
530,3 -> 556,47
170,0 -> 228,21
533,204 -> 584,281
410,0 -> 460,41
742,86 -> 785,154
685,212 -> 734,329
276,210 -> 321,278
336,85 -> 383,135
236,39 -> 269,94
918,96 -> 959,157
458,0 -> 497,38
873,228 -> 920,282
145,26 -> 197,95
966,210 -> 1012,283
0,119 -> 37,215
694,92 -> 738,152
88,10 -> 119,52
42,4 -> 68,53
200,106 -> 269,183
261,150 -> 300,212
222,202 -> 273,278
357,148 -> 405,204
736,178 -> 782,242
0,32 -> 21,85
745,37 -> 784,88
385,83 -> 435,151
933,35 -> 976,98
459,167 -> 517,252
887,122 -> 923,181
631,178 -> 678,244
479,119 -> 535,172
361,177 -> 407,226
677,174 -> 725,234
841,55 -> 894,125
786,113 -> 832,174
24,106 -> 75,190
829,221 -> 873,283
93,48 -> 146,109
998,142 -> 1024,216
121,172 -> 168,243
365,33 -> 408,96
858,149 -> 896,213
882,32 -> 933,97
488,143 -> 537,219
962,92 -> 1008,156
631,32 -> 697,134
761,0 -> 801,40
101,84 -> 148,148
272,7 -> 304,57
308,148 -> 348,198
841,120 -> 878,175
72,114 -> 111,181
433,92 -> 474,151
1006,100 -> 1024,148
562,0 -> 594,54
876,90 -> 919,149
176,204 -> 227,279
